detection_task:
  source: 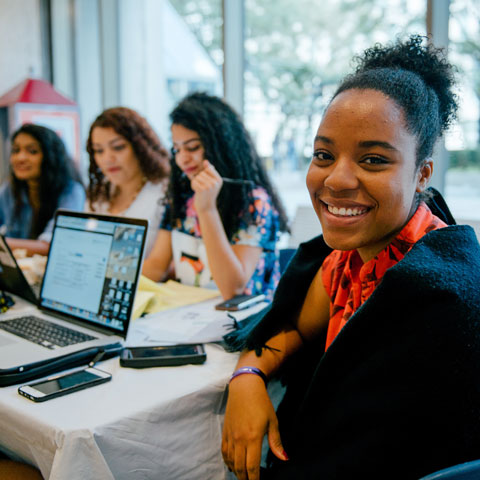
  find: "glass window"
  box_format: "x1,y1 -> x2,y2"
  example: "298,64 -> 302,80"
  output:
49,0 -> 224,172
244,0 -> 426,220
446,0 -> 480,223
169,0 -> 224,106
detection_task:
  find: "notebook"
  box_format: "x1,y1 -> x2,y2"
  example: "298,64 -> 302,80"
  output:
0,234 -> 39,305
0,209 -> 147,372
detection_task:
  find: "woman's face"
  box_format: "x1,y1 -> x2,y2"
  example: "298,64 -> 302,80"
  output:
306,88 -> 432,262
171,124 -> 205,180
91,127 -> 143,187
10,133 -> 43,182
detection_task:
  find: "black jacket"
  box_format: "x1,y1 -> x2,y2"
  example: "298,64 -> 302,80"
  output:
228,192 -> 480,479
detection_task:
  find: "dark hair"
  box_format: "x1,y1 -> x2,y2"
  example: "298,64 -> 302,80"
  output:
167,92 -> 289,239
10,123 -> 83,238
86,107 -> 170,208
333,35 -> 458,166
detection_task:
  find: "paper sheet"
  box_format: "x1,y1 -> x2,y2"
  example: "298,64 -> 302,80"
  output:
126,298 -> 269,345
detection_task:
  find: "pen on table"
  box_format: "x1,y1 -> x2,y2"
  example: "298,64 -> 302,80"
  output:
88,345 -> 124,368
222,177 -> 255,186
180,171 -> 254,186
89,350 -> 106,368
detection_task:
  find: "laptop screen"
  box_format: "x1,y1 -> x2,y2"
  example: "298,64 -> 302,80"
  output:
39,210 -> 147,336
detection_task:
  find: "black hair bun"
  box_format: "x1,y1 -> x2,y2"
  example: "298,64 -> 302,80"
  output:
355,34 -> 458,132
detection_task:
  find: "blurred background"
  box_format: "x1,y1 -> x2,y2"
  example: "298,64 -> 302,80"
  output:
0,0 -> 478,233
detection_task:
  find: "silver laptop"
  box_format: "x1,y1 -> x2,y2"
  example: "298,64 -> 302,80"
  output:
0,209 -> 147,371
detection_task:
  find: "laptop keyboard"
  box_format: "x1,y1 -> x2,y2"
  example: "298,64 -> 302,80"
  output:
0,316 -> 97,350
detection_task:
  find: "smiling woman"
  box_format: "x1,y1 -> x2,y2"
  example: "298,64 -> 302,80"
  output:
0,124 -> 85,256
221,35 -> 480,480
308,89 -> 432,260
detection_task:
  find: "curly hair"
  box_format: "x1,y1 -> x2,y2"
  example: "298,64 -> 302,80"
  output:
10,123 -> 83,239
86,107 -> 170,208
167,92 -> 289,240
333,34 -> 458,166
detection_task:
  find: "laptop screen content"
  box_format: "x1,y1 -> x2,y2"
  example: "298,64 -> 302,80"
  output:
39,212 -> 147,335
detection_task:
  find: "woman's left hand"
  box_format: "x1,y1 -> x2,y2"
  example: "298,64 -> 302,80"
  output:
191,160 -> 223,212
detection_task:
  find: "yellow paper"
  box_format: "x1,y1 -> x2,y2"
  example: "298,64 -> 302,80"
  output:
131,290 -> 155,321
137,275 -> 168,293
132,276 -> 220,318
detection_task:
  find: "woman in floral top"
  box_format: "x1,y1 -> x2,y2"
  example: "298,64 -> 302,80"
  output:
143,92 -> 289,300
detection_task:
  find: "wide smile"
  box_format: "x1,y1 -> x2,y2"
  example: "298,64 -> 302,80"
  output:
326,204 -> 369,217
320,199 -> 372,224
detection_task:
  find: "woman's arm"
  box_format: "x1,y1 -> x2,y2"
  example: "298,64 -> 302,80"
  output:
197,206 -> 262,299
5,238 -> 49,257
192,161 -> 263,299
142,229 -> 173,282
222,266 -> 331,480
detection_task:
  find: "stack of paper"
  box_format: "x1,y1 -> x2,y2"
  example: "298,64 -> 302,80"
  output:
131,276 -> 221,320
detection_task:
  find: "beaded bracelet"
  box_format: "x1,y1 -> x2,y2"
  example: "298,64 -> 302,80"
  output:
229,366 -> 267,385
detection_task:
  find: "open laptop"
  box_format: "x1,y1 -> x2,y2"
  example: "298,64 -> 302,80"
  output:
0,235 -> 39,305
0,209 -> 147,371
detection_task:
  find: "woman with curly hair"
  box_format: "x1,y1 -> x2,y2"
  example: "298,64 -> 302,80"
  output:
143,92 -> 289,300
86,107 -> 170,255
222,35 -> 480,479
0,123 -> 85,256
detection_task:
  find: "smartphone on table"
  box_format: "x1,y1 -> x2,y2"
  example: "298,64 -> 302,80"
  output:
214,294 -> 266,311
120,344 -> 206,368
18,367 -> 112,402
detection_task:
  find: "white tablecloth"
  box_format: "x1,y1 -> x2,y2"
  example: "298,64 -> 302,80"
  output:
0,342 -> 239,479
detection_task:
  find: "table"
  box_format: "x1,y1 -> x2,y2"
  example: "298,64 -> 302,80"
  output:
0,299 -> 240,479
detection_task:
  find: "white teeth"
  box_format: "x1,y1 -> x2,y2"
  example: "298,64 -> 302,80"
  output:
327,205 -> 367,216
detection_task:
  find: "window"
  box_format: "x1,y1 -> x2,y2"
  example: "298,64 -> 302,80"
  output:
244,0 -> 426,219
446,0 -> 480,222
169,0 -> 223,107
49,0 -> 223,174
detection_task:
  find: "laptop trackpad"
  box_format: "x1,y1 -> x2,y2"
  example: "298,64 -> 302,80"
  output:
0,334 -> 18,348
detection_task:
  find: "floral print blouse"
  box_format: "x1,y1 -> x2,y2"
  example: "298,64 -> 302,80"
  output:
160,187 -> 281,300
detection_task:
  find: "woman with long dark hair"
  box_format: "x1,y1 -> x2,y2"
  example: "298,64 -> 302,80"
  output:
143,92 -> 289,300
0,123 -> 84,256
86,107 -> 170,255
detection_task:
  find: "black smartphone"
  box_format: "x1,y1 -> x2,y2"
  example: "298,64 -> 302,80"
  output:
214,294 -> 266,311
120,344 -> 207,368
18,367 -> 112,402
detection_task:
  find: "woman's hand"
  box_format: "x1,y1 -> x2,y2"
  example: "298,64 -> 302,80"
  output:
222,375 -> 288,480
191,160 -> 223,213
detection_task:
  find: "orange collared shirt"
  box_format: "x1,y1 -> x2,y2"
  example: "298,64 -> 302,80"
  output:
321,203 -> 447,351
